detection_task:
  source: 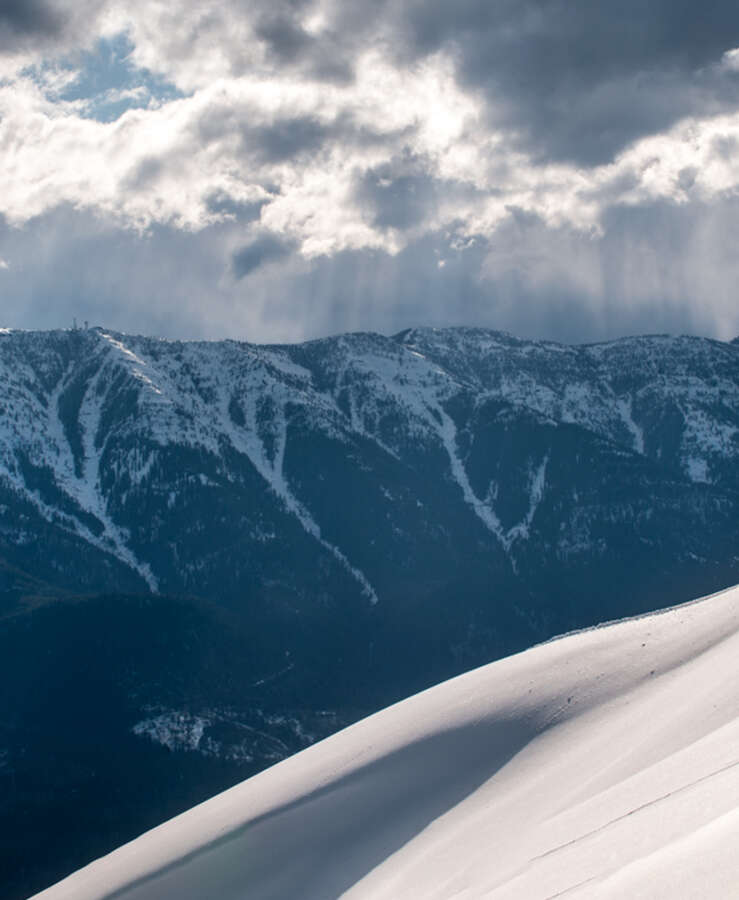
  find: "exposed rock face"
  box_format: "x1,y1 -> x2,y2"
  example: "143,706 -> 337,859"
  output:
1,325 -> 738,898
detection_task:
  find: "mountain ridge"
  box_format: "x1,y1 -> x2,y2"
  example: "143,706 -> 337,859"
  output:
2,324 -> 738,612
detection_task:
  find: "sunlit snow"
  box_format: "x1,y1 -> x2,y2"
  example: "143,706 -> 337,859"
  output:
33,583 -> 739,899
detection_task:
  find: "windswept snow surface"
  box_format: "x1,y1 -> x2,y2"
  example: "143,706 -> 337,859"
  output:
33,585 -> 739,900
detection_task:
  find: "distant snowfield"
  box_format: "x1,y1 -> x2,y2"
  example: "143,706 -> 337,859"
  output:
35,585 -> 739,899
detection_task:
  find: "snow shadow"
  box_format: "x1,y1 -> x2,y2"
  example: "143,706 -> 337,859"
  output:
103,712 -> 539,899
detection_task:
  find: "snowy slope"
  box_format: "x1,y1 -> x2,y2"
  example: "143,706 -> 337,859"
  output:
33,583 -> 739,900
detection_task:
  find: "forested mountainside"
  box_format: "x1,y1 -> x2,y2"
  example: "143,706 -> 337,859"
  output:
1,325 -> 738,898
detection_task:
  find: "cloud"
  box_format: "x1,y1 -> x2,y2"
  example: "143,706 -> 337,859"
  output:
392,0 -> 739,164
232,232 -> 294,278
246,115 -> 333,163
204,189 -> 267,222
5,3 -> 739,164
0,0 -> 109,63
2,195 -> 737,349
2,1 -> 739,344
355,157 -> 439,231
0,0 -> 63,41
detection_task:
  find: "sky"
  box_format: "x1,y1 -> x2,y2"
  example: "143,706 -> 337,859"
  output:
1,0 -> 739,344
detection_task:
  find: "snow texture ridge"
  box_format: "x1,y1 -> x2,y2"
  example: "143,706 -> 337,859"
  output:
31,583 -> 739,899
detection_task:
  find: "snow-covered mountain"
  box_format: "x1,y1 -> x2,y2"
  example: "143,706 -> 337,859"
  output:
2,325 -> 738,619
2,325 -> 739,898
32,583 -> 739,899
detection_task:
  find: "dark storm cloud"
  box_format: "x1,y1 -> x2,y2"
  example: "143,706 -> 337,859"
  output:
354,154 -> 489,233
232,233 -> 293,279
0,0 -> 112,55
254,14 -> 313,63
248,110 -> 420,164
213,0 -> 354,84
356,164 -> 438,231
224,0 -> 739,166
242,114 -> 399,164
254,14 -> 354,83
194,106 -> 330,164
251,115 -> 330,163
195,99 -> 414,172
0,0 -> 64,46
385,0 -> 739,164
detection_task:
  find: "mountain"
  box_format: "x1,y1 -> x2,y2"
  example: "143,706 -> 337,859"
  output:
31,583 -> 739,899
1,325 -> 739,897
2,326 -> 738,624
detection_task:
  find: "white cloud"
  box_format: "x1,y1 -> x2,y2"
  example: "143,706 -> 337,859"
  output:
721,47 -> 739,72
3,32 -> 739,258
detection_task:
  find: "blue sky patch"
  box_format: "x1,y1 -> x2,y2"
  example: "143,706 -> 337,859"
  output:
25,32 -> 185,122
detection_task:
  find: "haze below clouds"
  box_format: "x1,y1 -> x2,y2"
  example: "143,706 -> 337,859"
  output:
1,0 -> 739,343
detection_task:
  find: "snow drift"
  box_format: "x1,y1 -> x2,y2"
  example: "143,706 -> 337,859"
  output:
34,585 -> 739,899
